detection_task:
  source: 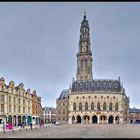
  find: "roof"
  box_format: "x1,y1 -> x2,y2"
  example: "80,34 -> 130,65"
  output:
58,89 -> 70,100
71,79 -> 122,93
129,108 -> 140,113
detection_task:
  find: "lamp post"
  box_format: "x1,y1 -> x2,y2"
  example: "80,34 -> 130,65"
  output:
3,104 -> 5,134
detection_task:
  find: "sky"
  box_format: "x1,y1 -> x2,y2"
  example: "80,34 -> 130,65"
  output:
0,2 -> 140,108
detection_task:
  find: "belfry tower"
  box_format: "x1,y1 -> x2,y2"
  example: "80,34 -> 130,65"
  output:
76,12 -> 93,81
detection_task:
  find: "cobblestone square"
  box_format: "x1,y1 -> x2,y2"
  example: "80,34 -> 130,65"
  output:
0,124 -> 140,138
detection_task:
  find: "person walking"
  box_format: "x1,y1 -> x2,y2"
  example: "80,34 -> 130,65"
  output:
22,122 -> 24,129
30,122 -> 32,130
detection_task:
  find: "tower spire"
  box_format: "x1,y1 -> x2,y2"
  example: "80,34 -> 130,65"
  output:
83,9 -> 86,20
76,12 -> 93,81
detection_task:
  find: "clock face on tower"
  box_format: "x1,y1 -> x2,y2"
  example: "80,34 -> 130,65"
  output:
81,41 -> 88,53
82,46 -> 87,52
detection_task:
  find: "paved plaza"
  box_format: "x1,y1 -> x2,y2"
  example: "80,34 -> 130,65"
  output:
0,124 -> 140,138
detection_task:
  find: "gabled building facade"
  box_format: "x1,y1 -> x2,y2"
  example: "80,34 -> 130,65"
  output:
56,13 -> 130,124
0,77 -> 42,128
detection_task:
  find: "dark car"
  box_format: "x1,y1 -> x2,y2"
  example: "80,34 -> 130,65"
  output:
134,120 -> 140,124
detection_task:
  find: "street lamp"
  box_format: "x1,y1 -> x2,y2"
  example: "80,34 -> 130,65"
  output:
0,95 -> 5,134
3,115 -> 5,134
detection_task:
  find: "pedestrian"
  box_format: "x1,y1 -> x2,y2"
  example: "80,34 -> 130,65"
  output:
30,122 -> 32,130
22,122 -> 24,129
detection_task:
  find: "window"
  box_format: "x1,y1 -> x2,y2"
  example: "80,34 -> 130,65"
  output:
95,96 -> 97,99
9,105 -> 11,112
23,99 -> 25,105
28,108 -> 30,114
85,60 -> 88,68
73,103 -> 76,111
97,102 -> 100,111
79,102 -> 82,111
109,102 -> 112,111
14,97 -> 16,103
115,102 -> 118,111
58,110 -> 61,114
63,117 -> 65,120
14,105 -> 16,112
85,102 -> 88,111
63,109 -> 65,114
107,96 -> 109,99
28,101 -> 30,106
91,102 -> 94,111
1,95 -> 4,101
103,102 -> 106,111
18,99 -> 20,104
23,107 -> 25,113
18,106 -> 20,113
81,60 -> 83,68
1,104 -> 4,112
9,96 -> 11,102
63,102 -> 65,106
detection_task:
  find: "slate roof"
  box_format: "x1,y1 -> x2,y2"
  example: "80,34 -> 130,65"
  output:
71,79 -> 122,93
58,89 -> 70,100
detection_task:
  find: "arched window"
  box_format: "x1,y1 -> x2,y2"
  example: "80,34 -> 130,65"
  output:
85,60 -> 88,68
73,103 -> 76,111
109,102 -> 112,111
91,102 -> 94,111
81,60 -> 83,68
103,102 -> 106,111
115,102 -> 118,111
79,102 -> 82,111
85,102 -> 88,111
63,109 -> 65,114
97,102 -> 100,111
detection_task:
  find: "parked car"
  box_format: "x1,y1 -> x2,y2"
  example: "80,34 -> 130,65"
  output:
55,121 -> 60,125
134,120 -> 140,124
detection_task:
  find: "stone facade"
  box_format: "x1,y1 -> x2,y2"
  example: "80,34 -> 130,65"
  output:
129,108 -> 140,123
56,89 -> 70,124
42,107 -> 56,123
0,77 -> 42,127
56,13 -> 130,124
31,90 -> 42,125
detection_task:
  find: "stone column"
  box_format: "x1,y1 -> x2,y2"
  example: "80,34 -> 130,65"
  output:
113,116 -> 116,124
81,117 -> 83,124
106,116 -> 108,124
97,116 -> 100,124
119,117 -> 123,124
89,116 -> 92,124
68,116 -> 72,124
16,116 -> 18,126
11,115 -> 13,125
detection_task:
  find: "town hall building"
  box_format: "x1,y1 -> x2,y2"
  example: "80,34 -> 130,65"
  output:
56,13 -> 130,124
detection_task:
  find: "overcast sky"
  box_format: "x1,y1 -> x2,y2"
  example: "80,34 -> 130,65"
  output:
0,2 -> 140,108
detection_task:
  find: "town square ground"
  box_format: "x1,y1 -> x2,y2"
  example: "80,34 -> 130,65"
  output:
0,124 -> 140,138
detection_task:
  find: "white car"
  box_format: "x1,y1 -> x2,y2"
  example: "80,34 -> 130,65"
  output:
55,121 -> 60,125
